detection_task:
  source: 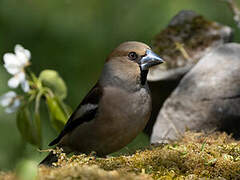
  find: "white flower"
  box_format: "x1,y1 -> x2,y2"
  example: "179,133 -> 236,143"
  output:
0,91 -> 21,113
3,44 -> 31,92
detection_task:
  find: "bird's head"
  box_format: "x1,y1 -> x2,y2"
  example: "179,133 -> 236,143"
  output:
106,41 -> 164,71
101,41 -> 164,88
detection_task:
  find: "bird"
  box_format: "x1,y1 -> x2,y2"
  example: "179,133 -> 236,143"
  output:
40,41 -> 164,166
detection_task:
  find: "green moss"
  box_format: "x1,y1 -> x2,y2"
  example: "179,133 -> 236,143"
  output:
153,15 -> 222,70
1,132 -> 240,180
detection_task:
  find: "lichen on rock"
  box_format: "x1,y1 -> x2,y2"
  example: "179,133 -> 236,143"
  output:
148,10 -> 233,81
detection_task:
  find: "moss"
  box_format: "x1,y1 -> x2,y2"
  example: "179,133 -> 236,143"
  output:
38,165 -> 151,180
153,15 -> 222,70
1,132 -> 240,180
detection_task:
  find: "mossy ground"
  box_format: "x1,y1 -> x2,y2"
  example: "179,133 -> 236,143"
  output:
1,132 -> 240,180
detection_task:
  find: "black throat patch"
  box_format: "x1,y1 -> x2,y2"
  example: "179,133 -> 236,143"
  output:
140,67 -> 148,85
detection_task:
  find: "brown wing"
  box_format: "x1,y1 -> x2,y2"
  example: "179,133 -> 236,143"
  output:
49,83 -> 103,146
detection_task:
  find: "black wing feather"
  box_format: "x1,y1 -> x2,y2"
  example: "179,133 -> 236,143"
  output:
49,83 -> 102,146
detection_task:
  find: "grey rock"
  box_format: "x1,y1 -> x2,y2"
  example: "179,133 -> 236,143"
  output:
144,10 -> 233,136
151,43 -> 240,144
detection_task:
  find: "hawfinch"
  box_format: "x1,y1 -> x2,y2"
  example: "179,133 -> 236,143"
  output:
40,41 -> 164,165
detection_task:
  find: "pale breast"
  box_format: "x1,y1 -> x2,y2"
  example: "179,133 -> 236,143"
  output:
94,86 -> 151,154
66,86 -> 151,156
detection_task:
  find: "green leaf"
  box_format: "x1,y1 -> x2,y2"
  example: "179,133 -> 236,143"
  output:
39,70 -> 67,100
56,97 -> 72,117
34,112 -> 42,147
17,107 -> 31,142
46,96 -> 68,132
16,106 -> 42,148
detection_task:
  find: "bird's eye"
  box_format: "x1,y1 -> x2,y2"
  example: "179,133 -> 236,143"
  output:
128,52 -> 138,60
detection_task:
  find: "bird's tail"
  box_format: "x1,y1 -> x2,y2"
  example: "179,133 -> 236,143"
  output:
39,151 -> 59,166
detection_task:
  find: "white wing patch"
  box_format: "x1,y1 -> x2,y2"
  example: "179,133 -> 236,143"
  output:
73,104 -> 98,120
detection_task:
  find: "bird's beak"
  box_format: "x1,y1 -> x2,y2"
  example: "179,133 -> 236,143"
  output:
140,49 -> 164,70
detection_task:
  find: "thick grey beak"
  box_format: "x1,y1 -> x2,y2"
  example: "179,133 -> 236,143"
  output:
140,49 -> 164,70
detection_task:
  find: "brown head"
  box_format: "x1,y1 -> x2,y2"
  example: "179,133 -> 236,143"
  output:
101,41 -> 164,89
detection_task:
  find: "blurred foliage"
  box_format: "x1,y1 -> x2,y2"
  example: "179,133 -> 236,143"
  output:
15,159 -> 38,180
0,0 -> 239,170
17,105 -> 42,147
39,70 -> 68,100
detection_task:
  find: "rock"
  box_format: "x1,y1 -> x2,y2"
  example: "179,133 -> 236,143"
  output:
151,43 -> 240,144
144,10 -> 233,136
148,10 -> 233,81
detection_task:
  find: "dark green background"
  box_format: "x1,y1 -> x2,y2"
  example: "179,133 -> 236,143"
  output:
0,0 -> 239,170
